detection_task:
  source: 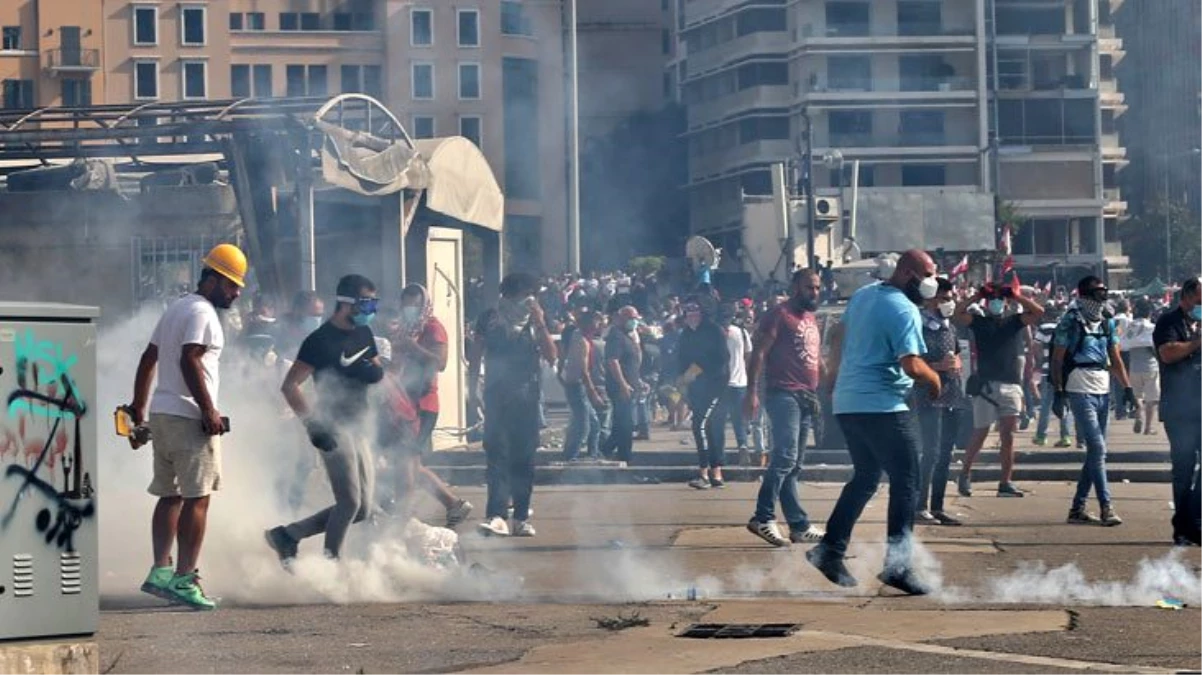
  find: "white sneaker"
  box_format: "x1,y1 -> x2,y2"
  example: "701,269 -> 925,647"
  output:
915,510 -> 938,524
747,519 -> 789,547
512,521 -> 536,537
478,516 -> 510,537
788,525 -> 825,543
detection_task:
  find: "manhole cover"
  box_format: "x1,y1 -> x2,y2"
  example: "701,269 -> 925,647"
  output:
678,623 -> 801,639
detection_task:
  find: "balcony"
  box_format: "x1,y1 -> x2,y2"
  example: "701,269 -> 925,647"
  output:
686,31 -> 790,78
230,29 -> 384,54
44,48 -> 100,72
804,76 -> 976,103
689,139 -> 793,179
687,85 -> 791,129
822,130 -> 978,155
797,24 -> 975,50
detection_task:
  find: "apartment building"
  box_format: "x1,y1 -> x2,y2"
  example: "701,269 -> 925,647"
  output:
576,0 -> 669,142
0,0 -> 570,273
675,0 -> 1128,283
1115,0 -> 1202,219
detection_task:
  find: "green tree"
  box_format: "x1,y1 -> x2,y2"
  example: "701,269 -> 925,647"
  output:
1119,199 -> 1201,286
627,255 -> 666,277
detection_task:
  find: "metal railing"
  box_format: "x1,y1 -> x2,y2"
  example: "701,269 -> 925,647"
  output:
44,48 -> 100,70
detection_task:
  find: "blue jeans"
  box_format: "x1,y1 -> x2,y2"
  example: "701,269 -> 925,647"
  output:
634,386 -> 651,434
563,383 -> 599,461
823,412 -> 920,571
1036,378 -> 1071,439
1069,392 -> 1112,509
917,406 -> 957,513
1165,417 -> 1202,538
753,390 -> 814,529
748,406 -> 767,453
602,393 -> 635,462
725,386 -> 749,448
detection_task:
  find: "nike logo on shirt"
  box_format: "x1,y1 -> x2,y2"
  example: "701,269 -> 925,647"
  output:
339,346 -> 371,367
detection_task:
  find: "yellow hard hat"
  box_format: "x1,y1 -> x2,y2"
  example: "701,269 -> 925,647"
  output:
202,243 -> 248,287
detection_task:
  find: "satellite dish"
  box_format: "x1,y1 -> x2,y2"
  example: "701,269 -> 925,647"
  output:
686,236 -> 719,268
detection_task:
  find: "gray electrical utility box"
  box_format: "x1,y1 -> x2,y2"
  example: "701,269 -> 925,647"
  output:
0,302 -> 99,641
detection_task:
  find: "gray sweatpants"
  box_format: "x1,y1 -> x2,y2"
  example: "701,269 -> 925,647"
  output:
284,433 -> 376,559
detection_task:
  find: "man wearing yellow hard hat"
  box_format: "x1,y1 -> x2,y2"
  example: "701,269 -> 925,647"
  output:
124,243 -> 247,610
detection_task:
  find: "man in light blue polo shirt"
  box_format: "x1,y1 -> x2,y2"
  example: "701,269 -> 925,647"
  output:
806,249 -> 943,596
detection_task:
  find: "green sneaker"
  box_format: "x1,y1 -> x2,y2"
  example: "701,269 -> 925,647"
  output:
167,571 -> 217,611
140,566 -> 175,601
1032,435 -> 1047,446
1054,437 -> 1073,448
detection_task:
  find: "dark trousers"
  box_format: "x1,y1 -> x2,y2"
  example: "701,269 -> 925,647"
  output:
483,393 -> 540,522
823,412 -> 921,571
601,392 -> 635,462
917,406 -> 957,513
689,384 -> 726,469
1165,417 -> 1202,538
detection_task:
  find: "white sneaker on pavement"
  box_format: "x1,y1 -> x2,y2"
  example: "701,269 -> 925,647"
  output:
512,521 -> 536,537
789,525 -> 825,543
747,519 -> 789,547
478,516 -> 510,537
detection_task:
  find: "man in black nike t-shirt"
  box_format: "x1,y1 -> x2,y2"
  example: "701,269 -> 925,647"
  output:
265,274 -> 385,564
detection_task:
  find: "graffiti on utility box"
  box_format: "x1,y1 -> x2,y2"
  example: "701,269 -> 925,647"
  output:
0,327 -> 93,552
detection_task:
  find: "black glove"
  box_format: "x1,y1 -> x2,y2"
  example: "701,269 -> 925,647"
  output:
1052,391 -> 1066,420
1122,386 -> 1138,412
304,419 -> 339,452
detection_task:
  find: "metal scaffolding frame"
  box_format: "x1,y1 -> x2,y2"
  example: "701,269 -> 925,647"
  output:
0,94 -> 412,166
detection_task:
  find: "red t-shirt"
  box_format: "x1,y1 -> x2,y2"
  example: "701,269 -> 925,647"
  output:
759,303 -> 820,392
414,317 -> 448,413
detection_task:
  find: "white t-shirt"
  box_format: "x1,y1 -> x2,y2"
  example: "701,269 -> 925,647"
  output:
149,294 -> 225,419
726,325 -> 751,387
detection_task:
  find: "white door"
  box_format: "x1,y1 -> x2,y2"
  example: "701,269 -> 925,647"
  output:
425,227 -> 465,450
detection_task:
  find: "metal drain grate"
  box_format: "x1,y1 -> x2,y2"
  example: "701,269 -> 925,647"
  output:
678,623 -> 801,639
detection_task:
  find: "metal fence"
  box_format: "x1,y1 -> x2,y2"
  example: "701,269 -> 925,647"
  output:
130,235 -> 243,311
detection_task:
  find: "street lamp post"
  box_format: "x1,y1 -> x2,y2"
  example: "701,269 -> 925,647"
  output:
566,0 -> 581,274
800,108 -> 817,270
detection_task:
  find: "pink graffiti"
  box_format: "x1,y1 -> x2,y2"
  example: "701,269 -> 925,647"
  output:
0,414 -> 70,474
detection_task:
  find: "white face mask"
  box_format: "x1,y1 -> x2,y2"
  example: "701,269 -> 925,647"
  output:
938,301 -> 956,319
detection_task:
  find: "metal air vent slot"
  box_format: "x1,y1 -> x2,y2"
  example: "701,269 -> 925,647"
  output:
60,552 -> 81,595
12,554 -> 33,597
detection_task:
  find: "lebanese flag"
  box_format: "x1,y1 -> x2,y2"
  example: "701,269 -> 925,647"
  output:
949,254 -> 970,277
1000,255 -> 1015,277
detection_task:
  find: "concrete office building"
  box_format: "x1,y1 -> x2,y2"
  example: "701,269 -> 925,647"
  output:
1115,0 -> 1201,219
0,0 -> 575,273
675,0 -> 1129,284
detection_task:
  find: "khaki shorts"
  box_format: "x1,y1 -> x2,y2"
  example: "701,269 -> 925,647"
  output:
147,413 -> 222,499
972,381 -> 1024,428
1129,371 -> 1160,403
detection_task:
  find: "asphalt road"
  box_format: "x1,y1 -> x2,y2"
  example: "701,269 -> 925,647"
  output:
98,479 -> 1202,674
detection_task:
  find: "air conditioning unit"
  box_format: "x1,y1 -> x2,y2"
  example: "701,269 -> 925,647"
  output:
814,196 -> 841,220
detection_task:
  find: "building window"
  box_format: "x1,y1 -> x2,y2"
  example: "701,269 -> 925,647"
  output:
182,60 -> 207,99
412,62 -> 434,99
2,26 -> 20,50
61,78 -> 91,106
662,28 -> 671,54
828,55 -> 871,91
333,13 -> 353,31
897,0 -> 941,36
134,60 -> 158,99
230,12 -> 265,31
828,110 -> 872,144
133,6 -> 158,45
2,79 -> 34,108
181,6 -> 206,45
411,8 -> 433,45
825,1 -> 870,37
363,65 -> 382,98
458,9 -> 480,47
231,64 -> 250,97
301,13 -> 320,30
501,2 -> 533,36
280,12 -> 298,30
307,65 -> 327,96
460,116 -> 482,147
899,110 -> 944,145
458,63 -> 480,99
286,64 -> 305,96
412,115 -> 435,139
253,64 -> 272,97
901,164 -> 946,186
341,65 -> 361,93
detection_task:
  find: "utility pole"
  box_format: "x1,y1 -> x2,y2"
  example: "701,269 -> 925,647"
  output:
566,0 -> 581,274
801,107 -> 817,271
